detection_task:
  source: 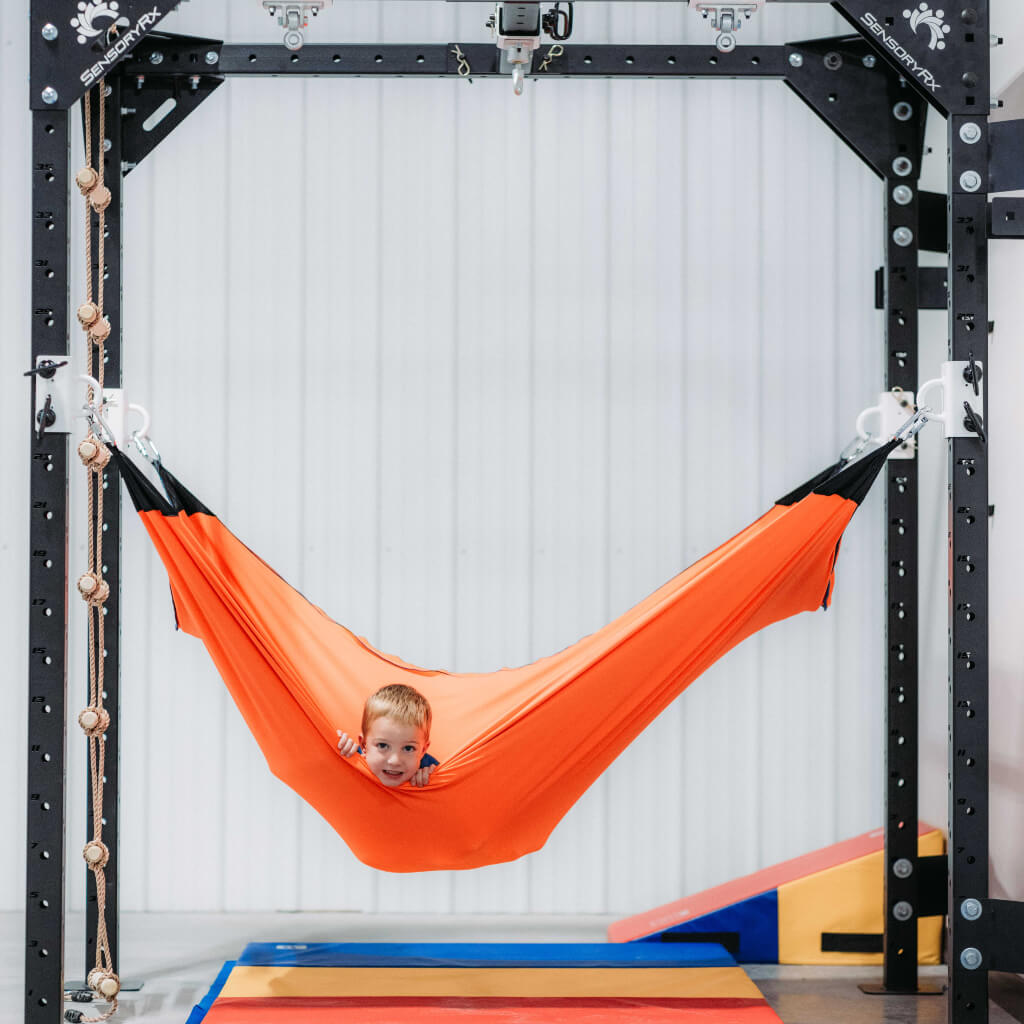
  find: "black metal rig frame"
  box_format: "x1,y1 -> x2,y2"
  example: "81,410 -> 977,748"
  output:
25,1 -> 1024,1022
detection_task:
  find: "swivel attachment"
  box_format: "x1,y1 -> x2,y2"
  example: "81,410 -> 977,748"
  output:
691,2 -> 763,53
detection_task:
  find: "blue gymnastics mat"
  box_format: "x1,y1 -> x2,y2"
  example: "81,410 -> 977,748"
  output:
236,941 -> 737,969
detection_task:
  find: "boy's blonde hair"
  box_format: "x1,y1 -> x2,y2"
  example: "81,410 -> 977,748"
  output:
362,684 -> 432,739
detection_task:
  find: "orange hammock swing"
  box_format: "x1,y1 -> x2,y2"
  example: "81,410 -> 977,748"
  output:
113,441 -> 895,873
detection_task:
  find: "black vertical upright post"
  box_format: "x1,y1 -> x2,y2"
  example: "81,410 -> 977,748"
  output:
83,78 -> 124,982
25,108 -> 70,1024
946,9 -> 990,1020
883,169 -> 921,990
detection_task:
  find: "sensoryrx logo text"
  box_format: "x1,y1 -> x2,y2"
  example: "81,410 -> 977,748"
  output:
860,11 -> 941,92
79,6 -> 165,88
904,3 -> 952,51
71,3 -> 130,46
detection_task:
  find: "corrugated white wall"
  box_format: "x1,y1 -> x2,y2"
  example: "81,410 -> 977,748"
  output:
8,0 -> 1014,918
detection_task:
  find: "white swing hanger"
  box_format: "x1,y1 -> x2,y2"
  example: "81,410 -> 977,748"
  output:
263,1 -> 333,52
690,1 -> 765,54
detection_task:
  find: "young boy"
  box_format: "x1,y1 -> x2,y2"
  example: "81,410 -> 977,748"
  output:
337,683 -> 439,788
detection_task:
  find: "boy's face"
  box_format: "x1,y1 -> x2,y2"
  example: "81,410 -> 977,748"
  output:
360,716 -> 429,788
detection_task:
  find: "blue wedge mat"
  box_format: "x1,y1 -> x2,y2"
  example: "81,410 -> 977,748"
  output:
636,891 -> 779,963
186,960 -> 236,1024
236,941 -> 737,968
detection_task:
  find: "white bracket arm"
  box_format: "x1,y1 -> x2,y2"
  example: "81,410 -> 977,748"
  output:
857,389 -> 918,459
490,2 -> 542,95
918,360 -> 986,440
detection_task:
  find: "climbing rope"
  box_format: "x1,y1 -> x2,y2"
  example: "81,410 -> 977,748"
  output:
68,83 -> 121,1024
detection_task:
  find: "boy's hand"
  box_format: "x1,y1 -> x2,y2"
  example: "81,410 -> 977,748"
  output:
336,730 -> 358,758
410,763 -> 437,788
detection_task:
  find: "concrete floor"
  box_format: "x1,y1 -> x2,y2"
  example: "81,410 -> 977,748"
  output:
5,912 -> 1022,1023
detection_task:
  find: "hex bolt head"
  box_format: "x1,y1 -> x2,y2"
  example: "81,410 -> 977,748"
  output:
893,185 -> 914,206
893,101 -> 914,121
788,53 -> 804,68
149,51 -> 164,65
862,54 -> 877,68
205,50 -> 219,65
961,898 -> 983,921
892,157 -> 913,177
892,227 -> 914,248
960,946 -> 983,970
960,170 -> 982,192
41,86 -> 58,105
959,122 -> 982,144
893,857 -> 914,878
41,23 -> 58,41
892,900 -> 914,921
103,139 -> 112,153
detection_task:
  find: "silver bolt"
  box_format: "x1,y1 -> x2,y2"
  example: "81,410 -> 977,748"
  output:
893,101 -> 914,121
959,122 -> 982,144
960,170 -> 982,193
893,227 -> 914,247
893,900 -> 914,921
893,857 -> 914,878
149,51 -> 164,65
862,54 -> 877,68
961,898 -> 983,921
991,99 -> 1003,110
205,50 -> 219,65
788,53 -> 803,68
41,86 -> 58,105
960,947 -> 983,970
892,156 -> 913,177
41,23 -> 58,41
103,138 -> 112,153
893,185 -> 914,206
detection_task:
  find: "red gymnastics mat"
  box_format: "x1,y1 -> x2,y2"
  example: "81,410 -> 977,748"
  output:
200,996 -> 784,1023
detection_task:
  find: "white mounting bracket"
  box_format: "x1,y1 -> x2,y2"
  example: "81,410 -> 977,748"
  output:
856,389 -> 918,459
262,1 -> 333,52
32,356 -> 74,437
490,3 -> 542,95
917,361 -> 985,440
691,1 -> 764,53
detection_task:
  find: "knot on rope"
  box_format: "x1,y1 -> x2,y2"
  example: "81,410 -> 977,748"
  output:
87,184 -> 112,214
77,572 -> 110,607
82,840 -> 109,870
78,436 -> 112,472
87,969 -> 121,1001
88,316 -> 112,345
77,302 -> 101,329
75,167 -> 99,195
78,706 -> 110,737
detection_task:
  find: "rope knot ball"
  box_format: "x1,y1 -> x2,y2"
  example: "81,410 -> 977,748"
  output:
88,316 -> 112,345
77,301 -> 101,329
82,840 -> 109,870
78,436 -> 111,472
88,184 -> 112,213
75,167 -> 99,195
78,706 -> 110,737
87,967 -> 121,1000
77,572 -> 110,606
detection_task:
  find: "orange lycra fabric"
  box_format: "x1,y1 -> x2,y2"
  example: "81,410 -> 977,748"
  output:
114,445 -> 891,873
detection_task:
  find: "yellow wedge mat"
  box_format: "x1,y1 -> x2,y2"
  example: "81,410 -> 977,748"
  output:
219,965 -> 763,1000
777,828 -> 944,965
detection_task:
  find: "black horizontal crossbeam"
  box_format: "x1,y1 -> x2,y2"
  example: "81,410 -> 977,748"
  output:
123,41 -> 793,79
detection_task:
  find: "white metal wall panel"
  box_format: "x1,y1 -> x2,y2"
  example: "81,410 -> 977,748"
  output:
11,0 -> 1012,918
